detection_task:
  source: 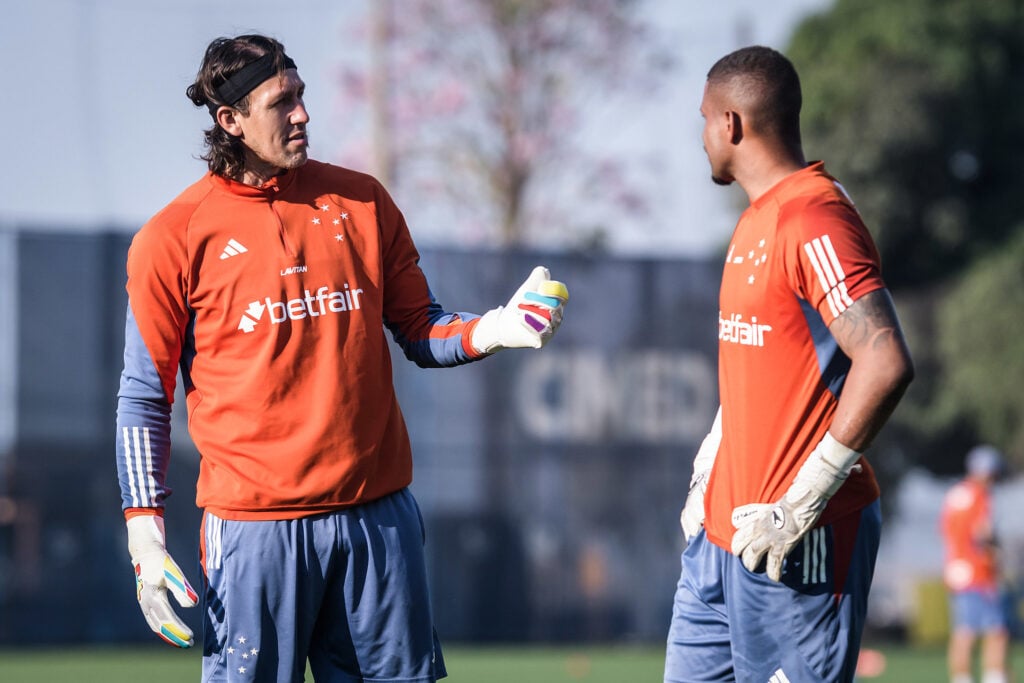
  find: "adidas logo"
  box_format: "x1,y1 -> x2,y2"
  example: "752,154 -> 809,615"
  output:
220,238 -> 248,260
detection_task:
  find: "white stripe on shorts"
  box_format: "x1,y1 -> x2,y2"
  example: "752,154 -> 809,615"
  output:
205,512 -> 224,571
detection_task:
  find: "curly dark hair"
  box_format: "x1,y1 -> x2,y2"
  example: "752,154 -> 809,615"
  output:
186,35 -> 293,179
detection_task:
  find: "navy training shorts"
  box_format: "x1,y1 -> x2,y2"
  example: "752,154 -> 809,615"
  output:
199,488 -> 446,682
665,501 -> 881,683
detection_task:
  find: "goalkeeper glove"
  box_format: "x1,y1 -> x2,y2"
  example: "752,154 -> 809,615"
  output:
471,266 -> 569,354
679,407 -> 722,542
127,514 -> 199,648
730,432 -> 861,582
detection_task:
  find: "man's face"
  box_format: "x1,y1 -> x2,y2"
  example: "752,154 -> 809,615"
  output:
700,82 -> 734,187
233,69 -> 310,181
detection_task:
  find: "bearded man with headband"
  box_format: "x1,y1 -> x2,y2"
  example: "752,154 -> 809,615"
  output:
114,34 -> 568,682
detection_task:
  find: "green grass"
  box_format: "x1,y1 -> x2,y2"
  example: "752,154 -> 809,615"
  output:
0,643 -> 1021,682
445,646 -> 665,682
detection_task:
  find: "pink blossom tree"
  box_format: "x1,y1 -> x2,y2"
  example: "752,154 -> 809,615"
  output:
335,0 -> 671,248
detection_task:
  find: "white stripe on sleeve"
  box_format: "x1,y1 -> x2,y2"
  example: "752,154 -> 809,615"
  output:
142,427 -> 157,509
122,427 -> 139,507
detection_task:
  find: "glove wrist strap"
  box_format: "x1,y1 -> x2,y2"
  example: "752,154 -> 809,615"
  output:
127,514 -> 168,560
789,431 -> 861,503
470,308 -> 504,354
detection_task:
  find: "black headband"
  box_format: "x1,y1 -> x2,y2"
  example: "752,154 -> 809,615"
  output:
207,53 -> 297,114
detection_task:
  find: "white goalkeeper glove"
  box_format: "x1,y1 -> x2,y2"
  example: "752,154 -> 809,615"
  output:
730,432 -> 861,582
126,514 -> 199,648
679,407 -> 722,542
471,266 -> 569,354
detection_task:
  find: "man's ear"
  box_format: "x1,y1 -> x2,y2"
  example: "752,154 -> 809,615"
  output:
726,110 -> 743,145
215,106 -> 244,137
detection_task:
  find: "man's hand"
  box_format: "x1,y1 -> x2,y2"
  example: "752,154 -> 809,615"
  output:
679,408 -> 722,542
471,266 -> 569,354
127,514 -> 199,648
731,432 -> 861,581
680,470 -> 709,542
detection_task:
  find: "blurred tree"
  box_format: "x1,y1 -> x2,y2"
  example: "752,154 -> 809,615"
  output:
337,0 -> 671,248
788,0 -> 1024,289
787,0 -> 1024,469
934,230 -> 1024,460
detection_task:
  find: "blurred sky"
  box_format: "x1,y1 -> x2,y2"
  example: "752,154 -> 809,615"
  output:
1,0 -> 830,256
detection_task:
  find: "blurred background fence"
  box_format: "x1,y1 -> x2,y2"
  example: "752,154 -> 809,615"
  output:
0,228 -> 721,644
1,226 -> 1023,648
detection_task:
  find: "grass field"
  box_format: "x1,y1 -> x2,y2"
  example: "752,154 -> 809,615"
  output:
0,643 -> 1021,682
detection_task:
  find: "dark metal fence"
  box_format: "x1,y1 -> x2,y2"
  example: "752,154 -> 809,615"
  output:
0,229 -> 720,644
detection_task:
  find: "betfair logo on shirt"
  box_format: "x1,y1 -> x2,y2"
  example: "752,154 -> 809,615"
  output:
237,284 -> 364,333
719,311 -> 772,347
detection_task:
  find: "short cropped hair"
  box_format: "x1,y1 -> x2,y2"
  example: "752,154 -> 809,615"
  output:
707,46 -> 802,149
186,34 -> 293,178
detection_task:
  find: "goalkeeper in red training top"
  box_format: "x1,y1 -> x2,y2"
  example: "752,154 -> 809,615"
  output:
665,45 -> 914,683
115,33 -> 567,683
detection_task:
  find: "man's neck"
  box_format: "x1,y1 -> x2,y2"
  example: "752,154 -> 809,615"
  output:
240,167 -> 283,188
737,143 -> 807,204
237,151 -> 286,187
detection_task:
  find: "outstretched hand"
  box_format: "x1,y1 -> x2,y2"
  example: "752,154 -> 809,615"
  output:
471,266 -> 569,354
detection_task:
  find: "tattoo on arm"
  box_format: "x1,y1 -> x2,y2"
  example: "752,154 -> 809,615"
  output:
827,288 -> 915,448
830,289 -> 904,356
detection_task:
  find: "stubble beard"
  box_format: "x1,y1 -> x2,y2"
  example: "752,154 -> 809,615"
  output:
283,149 -> 309,170
282,129 -> 310,169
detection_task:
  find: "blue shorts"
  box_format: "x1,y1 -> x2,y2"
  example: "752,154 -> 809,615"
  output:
950,588 -> 1011,633
199,488 -> 446,683
665,501 -> 881,683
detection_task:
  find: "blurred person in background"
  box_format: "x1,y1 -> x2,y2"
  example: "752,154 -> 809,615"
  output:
114,33 -> 567,683
941,444 -> 1011,683
666,45 -> 914,683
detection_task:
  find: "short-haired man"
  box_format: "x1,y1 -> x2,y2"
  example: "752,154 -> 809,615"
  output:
666,45 -> 914,682
116,34 -> 568,682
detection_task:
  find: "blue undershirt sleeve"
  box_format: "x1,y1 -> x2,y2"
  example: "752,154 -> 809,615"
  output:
115,305 -> 174,511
